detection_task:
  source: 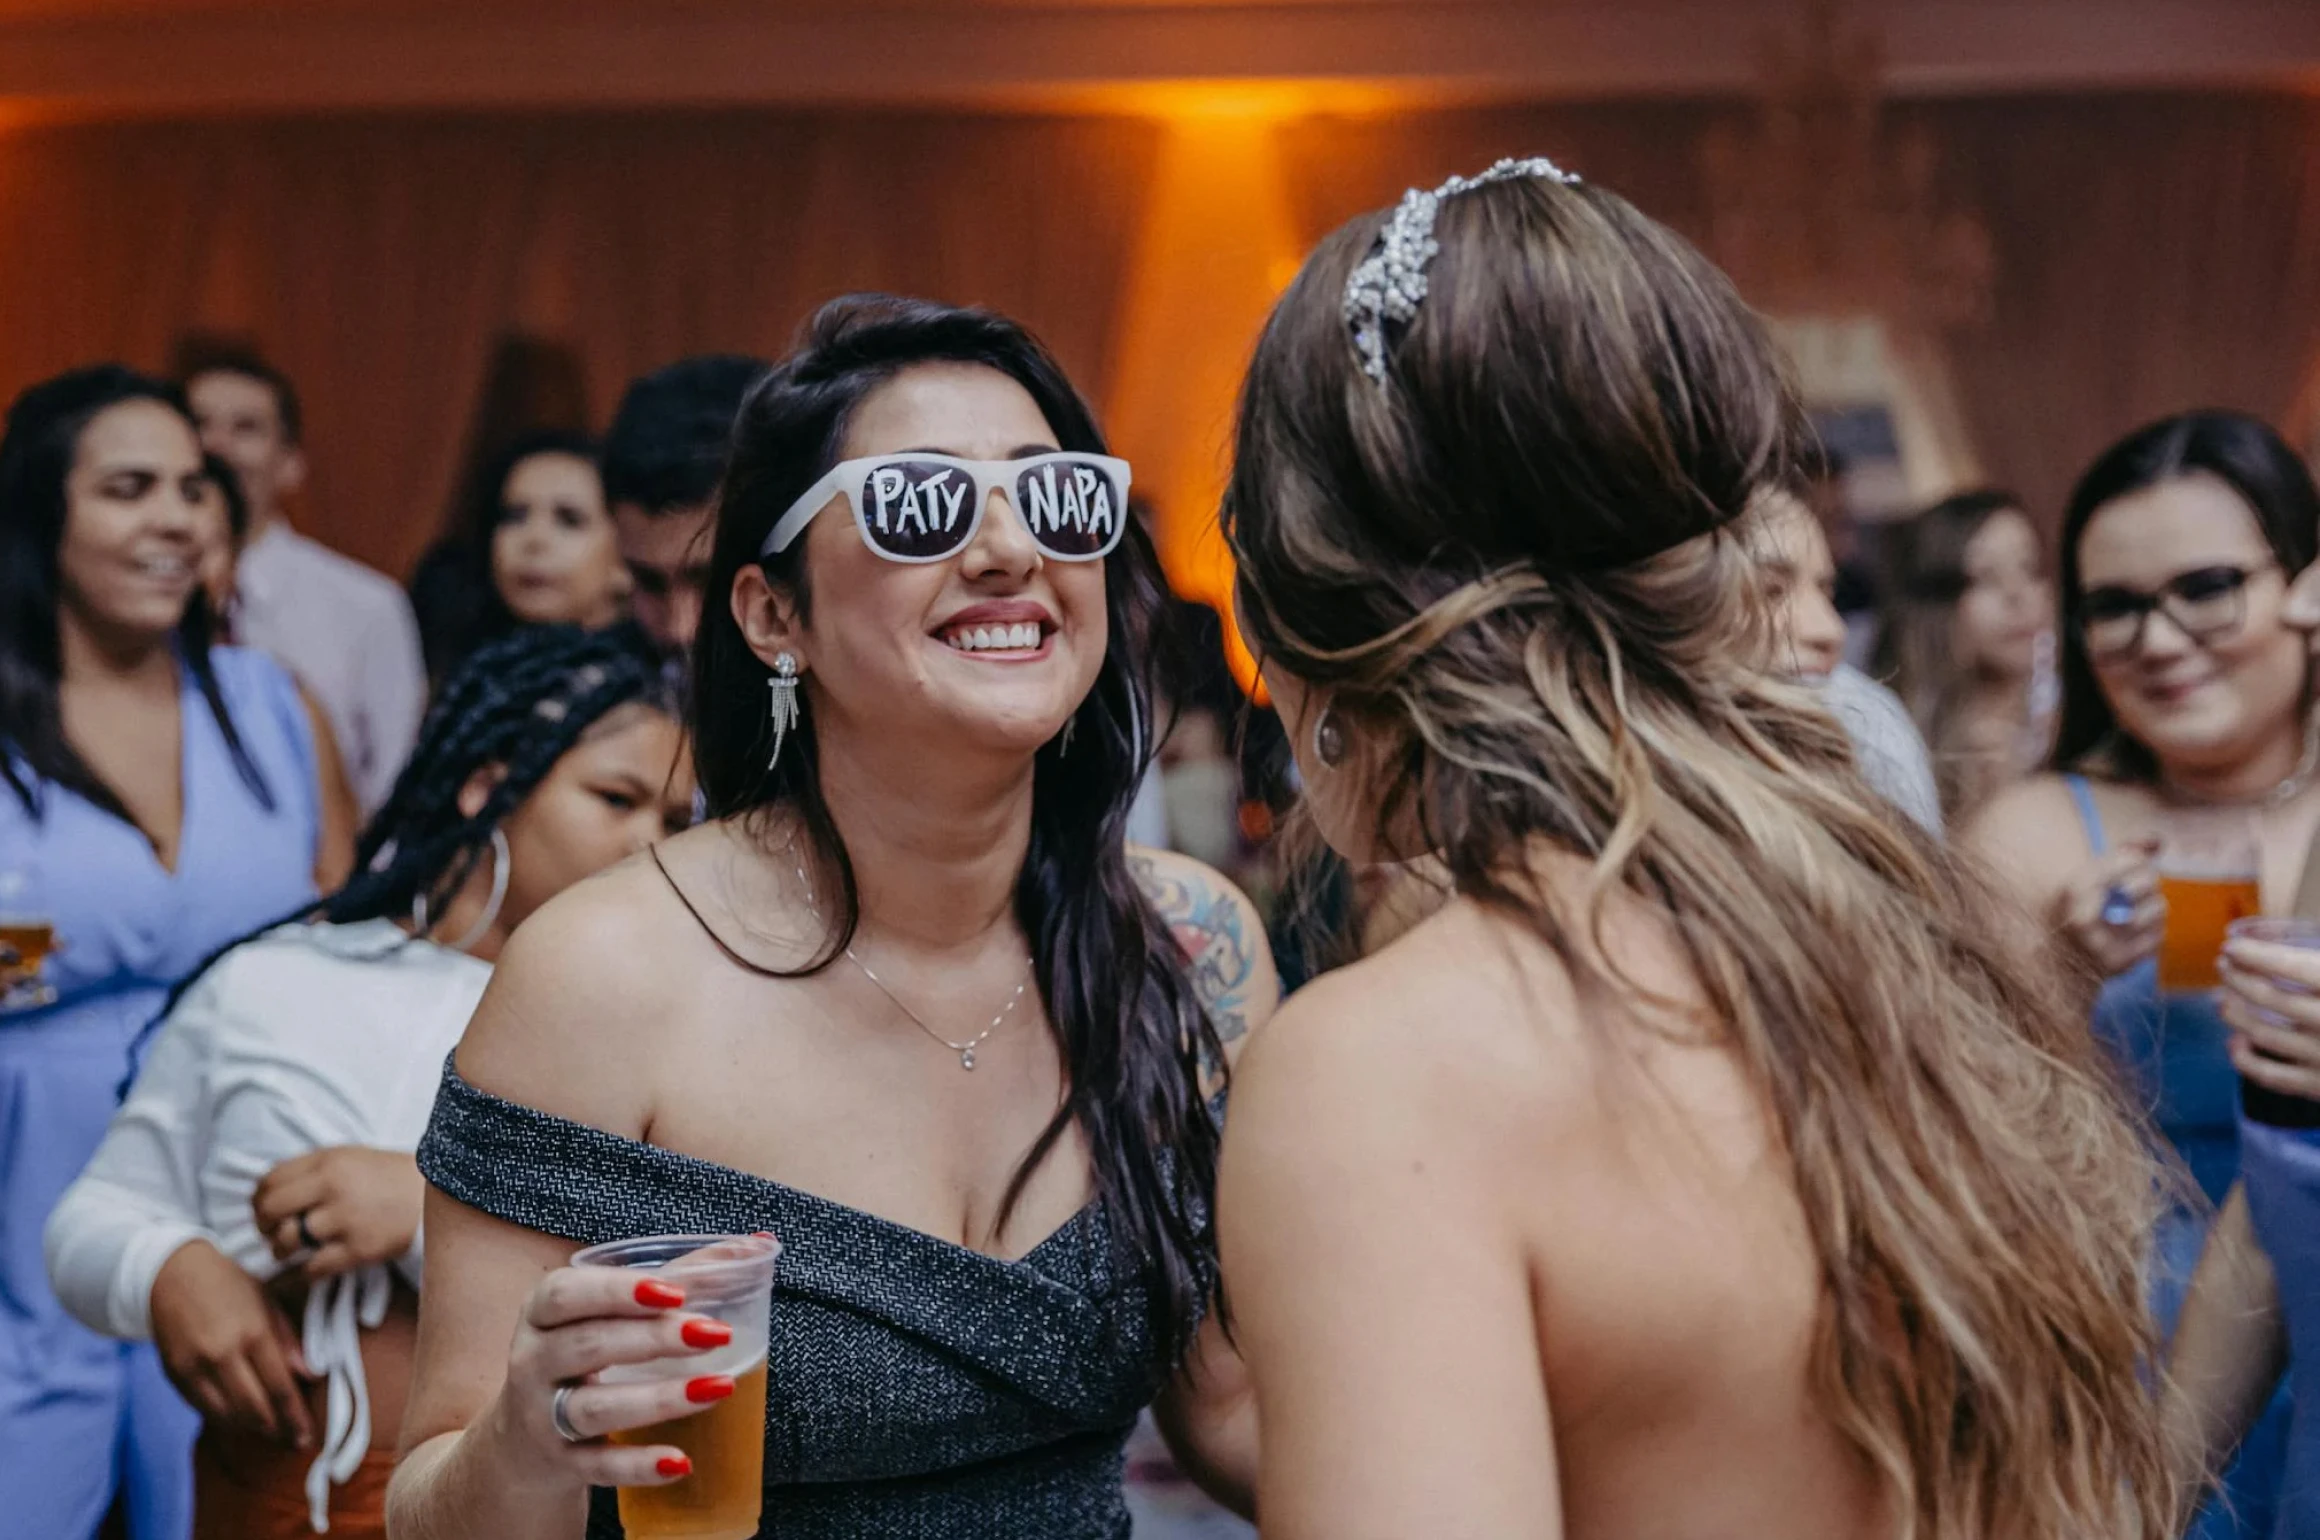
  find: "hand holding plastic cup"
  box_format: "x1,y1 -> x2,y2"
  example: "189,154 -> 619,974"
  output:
573,1232 -> 779,1540
2222,918 -> 2320,1118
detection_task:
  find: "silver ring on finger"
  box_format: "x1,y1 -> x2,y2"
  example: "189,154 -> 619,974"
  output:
551,1383 -> 588,1444
2100,885 -> 2138,929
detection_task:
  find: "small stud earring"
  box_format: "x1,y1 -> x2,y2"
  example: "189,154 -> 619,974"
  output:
767,653 -> 801,770
1313,707 -> 1346,770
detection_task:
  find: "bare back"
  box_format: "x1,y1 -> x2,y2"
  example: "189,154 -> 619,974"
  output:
1219,876 -> 1884,1540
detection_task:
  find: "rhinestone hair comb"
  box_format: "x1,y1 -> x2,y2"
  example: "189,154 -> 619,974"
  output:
1341,156 -> 1579,385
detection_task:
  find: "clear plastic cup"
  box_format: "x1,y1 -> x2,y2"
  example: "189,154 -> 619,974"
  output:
2157,816 -> 2264,993
571,1232 -> 780,1540
2225,918 -> 2320,1020
0,868 -> 57,1011
2225,917 -> 2320,1127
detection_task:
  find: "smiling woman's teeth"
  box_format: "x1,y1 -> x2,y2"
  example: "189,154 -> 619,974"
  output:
944,622 -> 1042,652
135,556 -> 190,580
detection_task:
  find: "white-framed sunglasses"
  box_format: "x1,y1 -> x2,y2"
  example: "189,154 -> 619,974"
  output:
759,451 -> 1133,565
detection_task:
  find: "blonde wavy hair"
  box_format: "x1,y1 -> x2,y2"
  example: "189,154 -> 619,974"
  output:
1223,172 -> 2174,1538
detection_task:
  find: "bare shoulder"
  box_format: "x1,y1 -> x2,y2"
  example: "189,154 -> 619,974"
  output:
1230,900 -> 1573,1176
1127,845 -> 1280,1065
452,838 -> 710,1139
1959,771 -> 2098,899
1220,904 -> 1567,1329
1217,900 -> 1571,1537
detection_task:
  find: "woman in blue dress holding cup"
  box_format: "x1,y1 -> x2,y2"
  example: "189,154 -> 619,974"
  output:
0,366 -> 350,1539
1965,411 -> 2320,1539
2163,549 -> 2320,1537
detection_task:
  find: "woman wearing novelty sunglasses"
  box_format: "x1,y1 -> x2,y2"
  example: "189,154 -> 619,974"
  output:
1966,410 -> 2320,1539
388,295 -> 1275,1540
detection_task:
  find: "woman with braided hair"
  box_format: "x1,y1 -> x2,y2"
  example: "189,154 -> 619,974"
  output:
1214,162 -> 2174,1537
45,625 -> 691,1540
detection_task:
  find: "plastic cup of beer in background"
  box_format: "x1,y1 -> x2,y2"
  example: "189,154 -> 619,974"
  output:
571,1232 -> 780,1540
0,868 -> 57,1011
2156,816 -> 2264,994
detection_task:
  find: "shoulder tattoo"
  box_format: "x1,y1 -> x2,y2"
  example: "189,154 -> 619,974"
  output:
1131,852 -> 1257,1058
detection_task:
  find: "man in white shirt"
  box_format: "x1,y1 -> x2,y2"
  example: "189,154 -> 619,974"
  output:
183,348 -> 426,813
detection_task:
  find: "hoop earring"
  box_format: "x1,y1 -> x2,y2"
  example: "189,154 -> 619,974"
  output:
411,827 -> 511,954
1057,716 -> 1077,757
767,653 -> 802,770
1313,707 -> 1347,770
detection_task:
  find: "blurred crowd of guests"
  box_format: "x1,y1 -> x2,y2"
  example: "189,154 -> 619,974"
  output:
110,338 -> 2078,918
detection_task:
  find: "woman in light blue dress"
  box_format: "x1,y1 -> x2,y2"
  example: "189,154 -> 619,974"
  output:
2165,550 -> 2320,1538
2161,934 -> 2320,1539
0,366 -> 349,1539
1965,411 -> 2320,1538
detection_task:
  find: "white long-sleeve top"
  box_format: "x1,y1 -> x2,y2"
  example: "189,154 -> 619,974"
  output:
45,918 -> 490,1532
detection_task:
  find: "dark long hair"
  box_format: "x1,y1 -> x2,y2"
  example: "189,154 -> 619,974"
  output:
0,365 -> 271,822
1225,173 -> 2173,1534
131,625 -> 676,1081
342,622 -> 671,925
411,429 -> 604,684
204,453 -> 253,546
692,294 -> 1223,1363
2051,411 -> 2320,782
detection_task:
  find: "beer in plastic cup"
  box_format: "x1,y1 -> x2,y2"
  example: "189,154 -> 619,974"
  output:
0,869 -> 56,1010
2157,817 -> 2263,994
572,1232 -> 780,1540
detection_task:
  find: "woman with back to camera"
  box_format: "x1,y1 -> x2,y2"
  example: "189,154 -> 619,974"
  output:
1875,489 -> 2056,823
387,295 -> 1276,1540
0,365 -> 356,1540
409,431 -> 632,685
46,626 -> 689,1540
1214,158 -> 2175,1539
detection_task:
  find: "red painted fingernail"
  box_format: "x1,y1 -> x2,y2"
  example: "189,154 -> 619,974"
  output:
635,1279 -> 686,1309
656,1454 -> 692,1479
685,1375 -> 735,1404
681,1318 -> 732,1349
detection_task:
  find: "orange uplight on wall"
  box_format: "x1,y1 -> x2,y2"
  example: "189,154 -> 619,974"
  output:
1104,87 -> 1314,703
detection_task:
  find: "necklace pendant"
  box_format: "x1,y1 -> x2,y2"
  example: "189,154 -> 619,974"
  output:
960,1046 -> 977,1071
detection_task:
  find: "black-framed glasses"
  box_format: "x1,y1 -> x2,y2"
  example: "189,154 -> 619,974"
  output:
2076,562 -> 2278,660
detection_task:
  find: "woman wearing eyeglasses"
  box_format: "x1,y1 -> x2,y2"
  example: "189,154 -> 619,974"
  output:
387,295 -> 1275,1540
1965,409 -> 2320,1540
